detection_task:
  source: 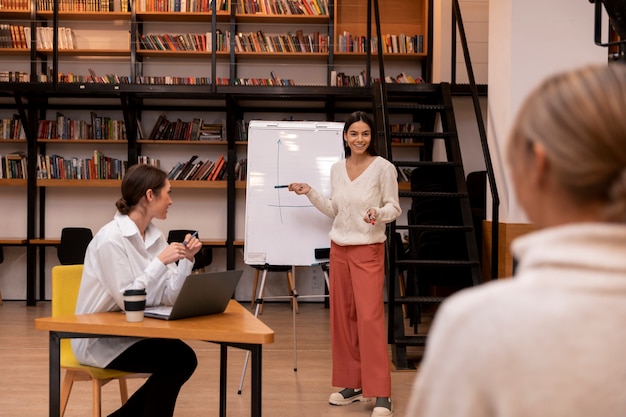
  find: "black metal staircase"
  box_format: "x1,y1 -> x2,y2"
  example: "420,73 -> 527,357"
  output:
373,81 -> 482,369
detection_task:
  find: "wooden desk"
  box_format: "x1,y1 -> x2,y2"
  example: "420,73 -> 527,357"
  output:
35,300 -> 274,417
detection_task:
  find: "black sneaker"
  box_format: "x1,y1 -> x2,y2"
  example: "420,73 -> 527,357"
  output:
328,388 -> 364,405
371,397 -> 393,417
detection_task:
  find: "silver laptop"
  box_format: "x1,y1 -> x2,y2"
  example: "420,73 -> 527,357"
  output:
143,270 -> 243,320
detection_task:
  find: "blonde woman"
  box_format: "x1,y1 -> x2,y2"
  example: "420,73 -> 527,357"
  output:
406,63 -> 626,417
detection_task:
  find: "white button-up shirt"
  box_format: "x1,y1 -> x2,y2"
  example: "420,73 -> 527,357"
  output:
72,212 -> 193,367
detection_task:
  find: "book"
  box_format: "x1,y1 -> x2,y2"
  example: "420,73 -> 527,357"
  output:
209,154 -> 224,180
148,114 -> 168,140
175,155 -> 199,180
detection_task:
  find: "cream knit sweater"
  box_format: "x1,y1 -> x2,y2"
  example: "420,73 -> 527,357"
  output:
406,223 -> 626,417
306,156 -> 401,246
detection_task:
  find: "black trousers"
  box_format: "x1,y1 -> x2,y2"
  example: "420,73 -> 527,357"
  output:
105,338 -> 198,417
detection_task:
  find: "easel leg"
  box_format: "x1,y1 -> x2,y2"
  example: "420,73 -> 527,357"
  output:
238,269 -> 268,394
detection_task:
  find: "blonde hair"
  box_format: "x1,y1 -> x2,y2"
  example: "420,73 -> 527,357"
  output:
507,63 -> 626,223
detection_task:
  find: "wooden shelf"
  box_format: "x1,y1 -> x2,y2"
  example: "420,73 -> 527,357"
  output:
391,142 -> 424,147
138,139 -> 227,144
136,11 -> 230,22
0,238 -> 27,245
0,10 -> 31,19
169,180 -> 227,189
37,49 -> 131,57
36,179 -> 121,187
137,50 -> 228,58
38,139 -> 127,144
29,238 -> 60,245
235,14 -> 328,24
37,11 -> 131,21
235,51 -> 328,59
0,139 -> 27,143
0,48 -> 30,55
0,178 -> 27,186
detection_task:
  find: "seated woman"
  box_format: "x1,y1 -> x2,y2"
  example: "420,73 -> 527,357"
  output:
72,164 -> 203,417
406,63 -> 626,416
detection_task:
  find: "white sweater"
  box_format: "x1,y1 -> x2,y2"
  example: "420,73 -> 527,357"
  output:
306,156 -> 401,246
406,223 -> 626,417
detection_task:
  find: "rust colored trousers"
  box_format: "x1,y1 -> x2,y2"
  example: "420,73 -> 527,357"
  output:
329,241 -> 391,398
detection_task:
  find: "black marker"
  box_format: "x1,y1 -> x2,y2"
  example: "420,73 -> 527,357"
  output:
274,185 -> 289,189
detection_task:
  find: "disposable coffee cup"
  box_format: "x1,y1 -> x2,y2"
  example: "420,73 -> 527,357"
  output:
123,289 -> 146,322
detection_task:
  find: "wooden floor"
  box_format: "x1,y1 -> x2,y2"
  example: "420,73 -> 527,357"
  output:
0,301 -> 421,417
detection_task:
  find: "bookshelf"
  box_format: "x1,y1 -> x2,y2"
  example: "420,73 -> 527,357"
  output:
0,0 -> 430,304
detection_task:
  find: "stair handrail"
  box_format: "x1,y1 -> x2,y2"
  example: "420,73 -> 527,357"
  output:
451,0 -> 500,280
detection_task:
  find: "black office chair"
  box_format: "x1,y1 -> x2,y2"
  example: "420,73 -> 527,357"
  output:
57,227 -> 94,265
167,229 -> 212,272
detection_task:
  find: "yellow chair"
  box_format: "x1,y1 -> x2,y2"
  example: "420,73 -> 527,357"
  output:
51,265 -> 144,417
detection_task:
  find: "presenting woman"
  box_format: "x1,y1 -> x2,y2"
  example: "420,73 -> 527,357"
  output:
290,111 -> 401,417
72,164 -> 202,417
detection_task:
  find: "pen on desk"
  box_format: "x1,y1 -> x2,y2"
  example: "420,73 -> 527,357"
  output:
274,185 -> 289,189
183,231 -> 198,247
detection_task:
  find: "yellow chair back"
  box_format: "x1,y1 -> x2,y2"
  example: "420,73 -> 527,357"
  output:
51,265 -> 129,378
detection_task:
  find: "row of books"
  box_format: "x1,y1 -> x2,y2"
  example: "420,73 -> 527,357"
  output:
337,32 -> 425,54
1,116 -> 27,140
235,0 -> 327,16
36,150 -> 127,179
0,25 -> 76,50
137,0 -> 227,12
0,24 -> 27,49
232,77 -> 297,86
139,31 -> 226,52
168,154 -> 223,181
1,153 -> 27,179
167,155 -> 247,181
234,30 -> 329,53
390,123 -> 422,144
329,70 -> 423,87
36,112 -> 127,140
135,76 -> 212,85
0,71 -> 29,82
58,71 -> 132,84
36,0 -> 115,11
0,0 -> 29,9
146,114 -> 225,141
397,167 -> 415,183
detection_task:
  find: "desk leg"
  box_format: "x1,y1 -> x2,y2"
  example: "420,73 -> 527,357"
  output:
251,345 -> 262,417
49,332 -> 61,417
219,345 -> 227,417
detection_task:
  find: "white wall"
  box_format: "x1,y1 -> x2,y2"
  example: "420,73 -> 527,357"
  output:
487,0 -> 606,223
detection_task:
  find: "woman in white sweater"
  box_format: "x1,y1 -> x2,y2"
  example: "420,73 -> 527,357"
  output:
290,111 -> 401,417
406,64 -> 626,417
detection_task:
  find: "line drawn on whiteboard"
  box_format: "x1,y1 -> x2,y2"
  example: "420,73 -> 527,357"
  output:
275,138 -> 284,223
271,137 -> 314,223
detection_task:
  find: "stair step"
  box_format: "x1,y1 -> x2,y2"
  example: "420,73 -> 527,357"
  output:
395,259 -> 480,267
396,295 -> 446,304
399,191 -> 467,199
393,336 -> 428,347
394,160 -> 460,168
395,224 -> 473,232
409,131 -> 453,139
386,103 -> 446,112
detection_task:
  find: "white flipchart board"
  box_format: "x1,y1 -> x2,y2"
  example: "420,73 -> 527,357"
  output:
244,120 -> 345,266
